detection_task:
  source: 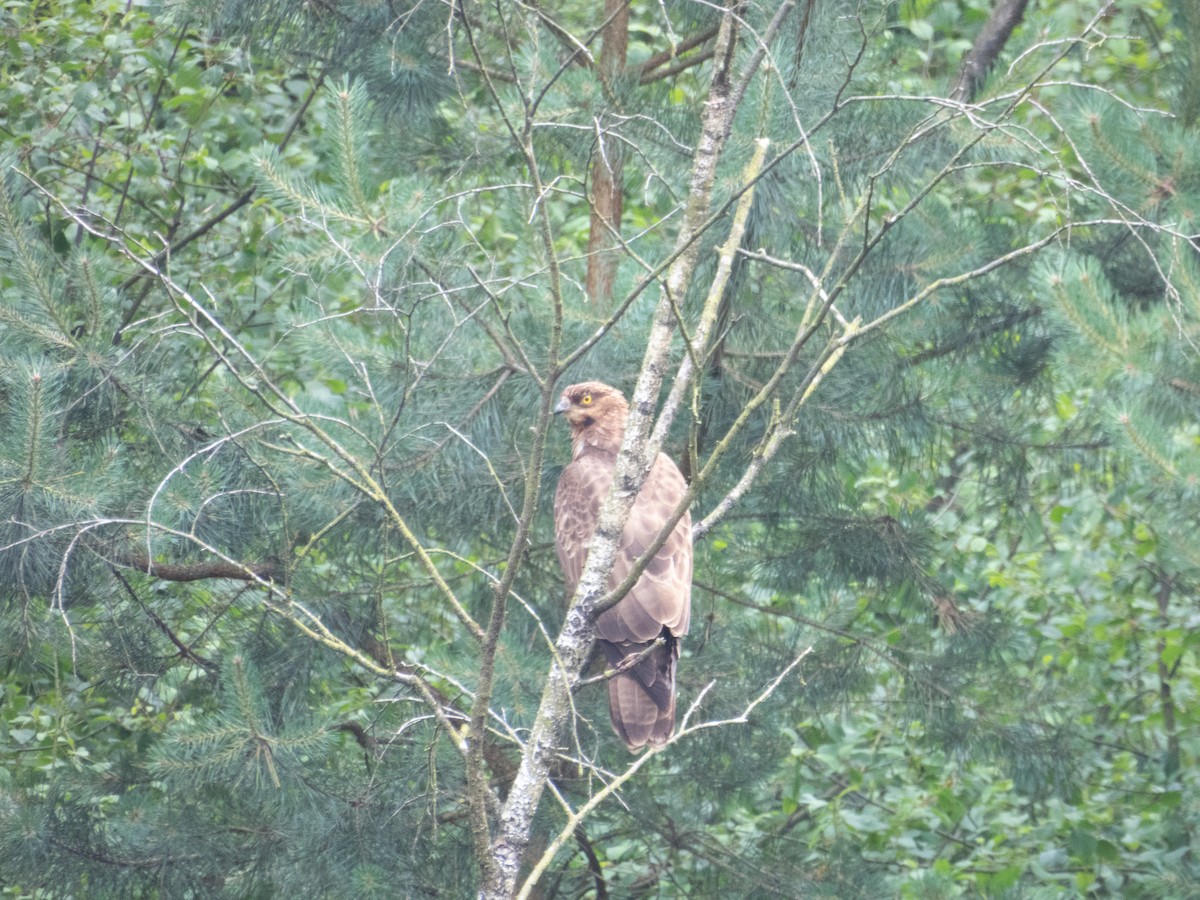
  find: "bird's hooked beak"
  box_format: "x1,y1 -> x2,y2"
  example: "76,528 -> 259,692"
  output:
553,396 -> 570,415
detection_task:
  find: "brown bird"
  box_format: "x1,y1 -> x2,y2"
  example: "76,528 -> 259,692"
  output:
553,381 -> 692,751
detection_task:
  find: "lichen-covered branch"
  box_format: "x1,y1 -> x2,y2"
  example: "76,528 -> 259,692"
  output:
480,5 -> 746,897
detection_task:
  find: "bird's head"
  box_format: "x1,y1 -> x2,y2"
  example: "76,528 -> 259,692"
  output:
554,381 -> 629,456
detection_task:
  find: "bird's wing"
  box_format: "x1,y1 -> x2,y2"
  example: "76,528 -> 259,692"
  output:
553,453 -> 613,595
595,452 -> 692,644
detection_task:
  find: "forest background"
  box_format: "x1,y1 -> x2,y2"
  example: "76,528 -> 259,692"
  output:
1,0 -> 1198,897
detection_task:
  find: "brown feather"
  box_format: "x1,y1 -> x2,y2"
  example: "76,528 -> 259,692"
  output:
553,382 -> 692,751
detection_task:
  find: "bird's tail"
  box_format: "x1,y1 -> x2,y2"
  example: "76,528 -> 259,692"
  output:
601,633 -> 678,752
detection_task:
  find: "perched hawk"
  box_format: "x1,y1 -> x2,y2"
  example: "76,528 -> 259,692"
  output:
553,381 -> 692,751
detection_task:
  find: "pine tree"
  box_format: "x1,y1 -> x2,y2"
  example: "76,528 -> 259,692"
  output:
1037,1 -> 1200,856
1,0 -> 1197,896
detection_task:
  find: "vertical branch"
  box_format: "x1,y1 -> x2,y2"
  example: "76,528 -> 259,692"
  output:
458,4 -> 570,889
481,6 -> 746,898
515,648 -> 811,899
585,0 -> 631,306
653,136 -> 770,450
1155,575 -> 1181,782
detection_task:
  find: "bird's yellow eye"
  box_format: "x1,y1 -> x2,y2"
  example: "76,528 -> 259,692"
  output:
580,394 -> 593,405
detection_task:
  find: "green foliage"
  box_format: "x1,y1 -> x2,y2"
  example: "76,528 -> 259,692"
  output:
0,0 -> 1198,897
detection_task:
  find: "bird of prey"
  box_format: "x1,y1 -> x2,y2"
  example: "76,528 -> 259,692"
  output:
553,381 -> 692,751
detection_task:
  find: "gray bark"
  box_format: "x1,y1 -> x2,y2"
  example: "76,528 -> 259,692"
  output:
479,6 -> 745,898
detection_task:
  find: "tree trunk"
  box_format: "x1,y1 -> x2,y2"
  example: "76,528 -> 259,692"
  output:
950,0 -> 1030,102
479,7 -> 744,897
585,0 -> 630,306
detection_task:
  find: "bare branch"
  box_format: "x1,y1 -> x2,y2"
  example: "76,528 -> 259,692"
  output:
516,647 -> 813,899
484,8 -> 748,895
118,554 -> 286,584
